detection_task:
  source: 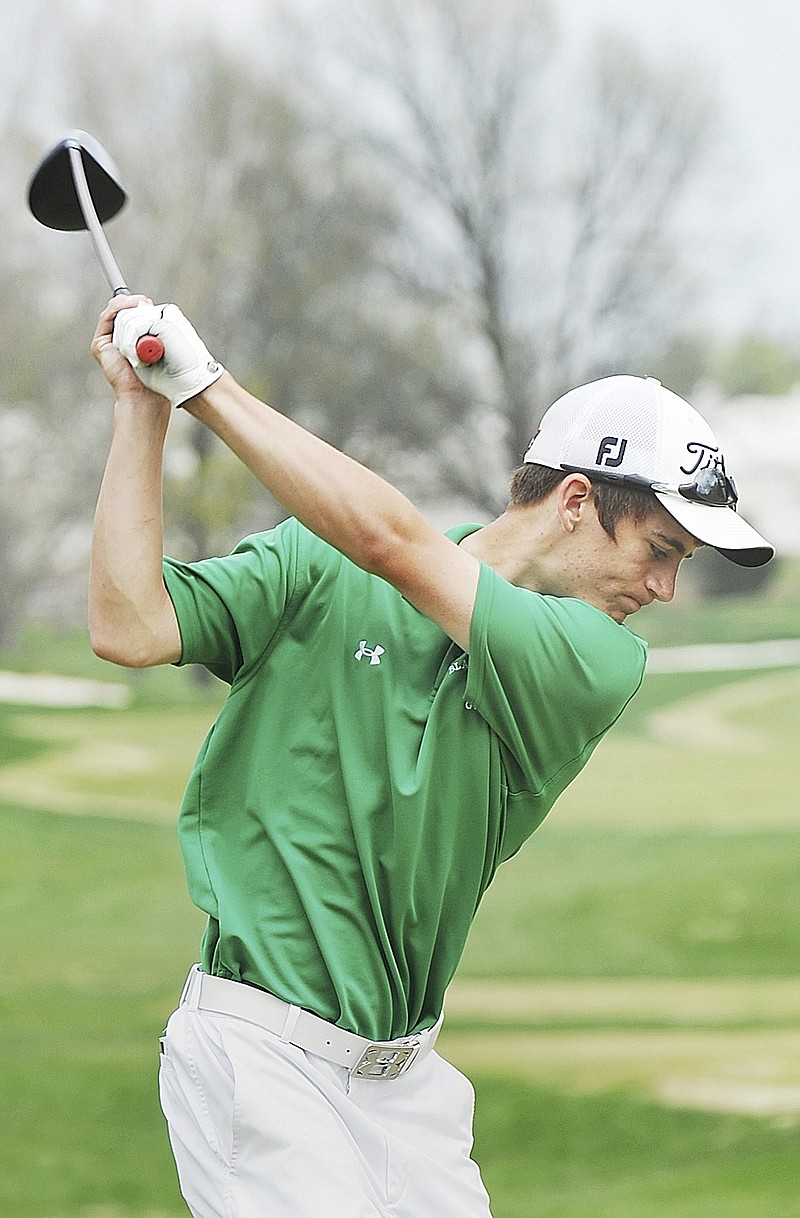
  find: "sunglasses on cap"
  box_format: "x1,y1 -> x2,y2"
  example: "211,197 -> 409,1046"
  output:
559,465 -> 739,509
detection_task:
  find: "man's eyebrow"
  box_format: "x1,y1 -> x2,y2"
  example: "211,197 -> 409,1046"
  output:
651,529 -> 692,558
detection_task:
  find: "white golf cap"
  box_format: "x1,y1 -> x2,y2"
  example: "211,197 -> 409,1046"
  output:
523,375 -> 774,567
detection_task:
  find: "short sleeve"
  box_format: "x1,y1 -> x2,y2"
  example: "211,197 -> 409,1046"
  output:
465,564 -> 647,794
162,518 -> 302,683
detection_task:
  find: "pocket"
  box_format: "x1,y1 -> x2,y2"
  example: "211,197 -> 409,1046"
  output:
427,1052 -> 478,1149
160,1007 -> 237,1168
157,1042 -> 179,1117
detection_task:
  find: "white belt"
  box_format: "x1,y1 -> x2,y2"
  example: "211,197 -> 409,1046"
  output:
179,965 -> 441,1081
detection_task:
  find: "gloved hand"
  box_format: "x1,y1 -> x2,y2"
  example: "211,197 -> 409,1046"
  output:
112,303 -> 224,407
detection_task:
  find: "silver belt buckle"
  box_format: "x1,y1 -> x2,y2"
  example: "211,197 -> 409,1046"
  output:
353,1041 -> 420,1080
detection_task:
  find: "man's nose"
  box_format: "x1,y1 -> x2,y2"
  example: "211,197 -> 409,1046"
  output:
646,565 -> 678,603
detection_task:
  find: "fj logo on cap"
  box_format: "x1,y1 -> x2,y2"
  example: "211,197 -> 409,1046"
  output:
595,436 -> 628,468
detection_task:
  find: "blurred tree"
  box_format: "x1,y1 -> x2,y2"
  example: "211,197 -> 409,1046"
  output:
651,332 -> 715,398
0,0 -> 723,640
294,0 -> 717,511
712,334 -> 800,397
683,544 -> 776,599
49,16 -> 476,559
0,410 -> 48,647
0,7 -> 122,645
51,32 -> 402,558
5,8 -> 446,605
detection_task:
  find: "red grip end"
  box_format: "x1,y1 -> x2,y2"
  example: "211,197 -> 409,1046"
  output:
136,335 -> 165,365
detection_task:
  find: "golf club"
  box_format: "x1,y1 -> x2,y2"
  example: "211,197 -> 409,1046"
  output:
27,130 -> 164,364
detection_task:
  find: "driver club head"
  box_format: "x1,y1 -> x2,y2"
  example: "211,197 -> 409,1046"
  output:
27,129 -> 127,231
26,129 -> 165,362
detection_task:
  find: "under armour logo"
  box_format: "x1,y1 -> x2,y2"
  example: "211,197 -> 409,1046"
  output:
354,641 -> 385,665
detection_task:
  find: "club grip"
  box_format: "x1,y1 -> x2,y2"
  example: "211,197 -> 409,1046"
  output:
136,335 -> 165,364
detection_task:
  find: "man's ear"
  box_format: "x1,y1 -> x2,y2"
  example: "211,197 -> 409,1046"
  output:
556,474 -> 594,533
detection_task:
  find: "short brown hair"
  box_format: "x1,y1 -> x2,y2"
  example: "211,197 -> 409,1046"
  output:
508,462 -> 658,540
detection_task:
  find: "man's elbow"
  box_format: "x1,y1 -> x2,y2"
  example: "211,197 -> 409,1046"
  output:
357,514 -> 443,596
88,583 -> 180,668
89,620 -> 169,669
356,524 -> 410,584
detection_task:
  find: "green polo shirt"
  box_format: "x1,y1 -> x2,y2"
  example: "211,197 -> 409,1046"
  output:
163,518 -> 646,1040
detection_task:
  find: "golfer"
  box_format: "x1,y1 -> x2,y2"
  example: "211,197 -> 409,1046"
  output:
90,296 -> 773,1218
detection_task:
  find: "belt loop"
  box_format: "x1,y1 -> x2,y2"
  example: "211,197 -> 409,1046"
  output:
280,1004 -> 302,1043
427,1010 -> 445,1043
180,964 -> 202,1011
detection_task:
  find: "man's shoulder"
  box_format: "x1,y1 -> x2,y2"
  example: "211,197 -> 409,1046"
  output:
230,518 -> 345,571
478,565 -> 646,653
543,593 -> 647,654
473,569 -> 646,712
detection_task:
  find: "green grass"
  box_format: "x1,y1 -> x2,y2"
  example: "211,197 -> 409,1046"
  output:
0,590 -> 798,1217
460,829 -> 800,979
630,557 -> 800,647
0,805 -> 203,989
0,707 -> 220,819
0,623 -> 228,710
0,807 -> 201,1218
472,1080 -> 800,1218
1,1051 -> 181,1218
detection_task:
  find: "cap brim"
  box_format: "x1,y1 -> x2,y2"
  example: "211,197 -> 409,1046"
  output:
654,492 -> 775,568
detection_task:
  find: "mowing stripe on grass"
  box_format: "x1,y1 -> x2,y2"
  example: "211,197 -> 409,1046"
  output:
0,708 -> 215,820
440,1027 -> 800,1117
0,670 -> 797,828
446,977 -> 800,1027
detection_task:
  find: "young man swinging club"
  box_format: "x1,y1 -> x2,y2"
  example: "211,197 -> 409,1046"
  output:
90,295 -> 773,1218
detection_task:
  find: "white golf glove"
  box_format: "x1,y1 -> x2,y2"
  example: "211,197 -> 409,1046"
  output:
112,303 -> 224,407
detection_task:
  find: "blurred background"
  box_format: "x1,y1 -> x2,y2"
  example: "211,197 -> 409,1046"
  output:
0,2 -> 798,1215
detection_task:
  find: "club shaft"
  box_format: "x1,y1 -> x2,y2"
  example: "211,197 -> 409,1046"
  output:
67,144 -> 129,294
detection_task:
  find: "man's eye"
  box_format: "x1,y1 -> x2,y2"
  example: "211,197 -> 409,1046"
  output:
650,544 -> 668,560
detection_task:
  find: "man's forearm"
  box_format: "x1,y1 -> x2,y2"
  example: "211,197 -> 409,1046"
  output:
89,394 -> 181,666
